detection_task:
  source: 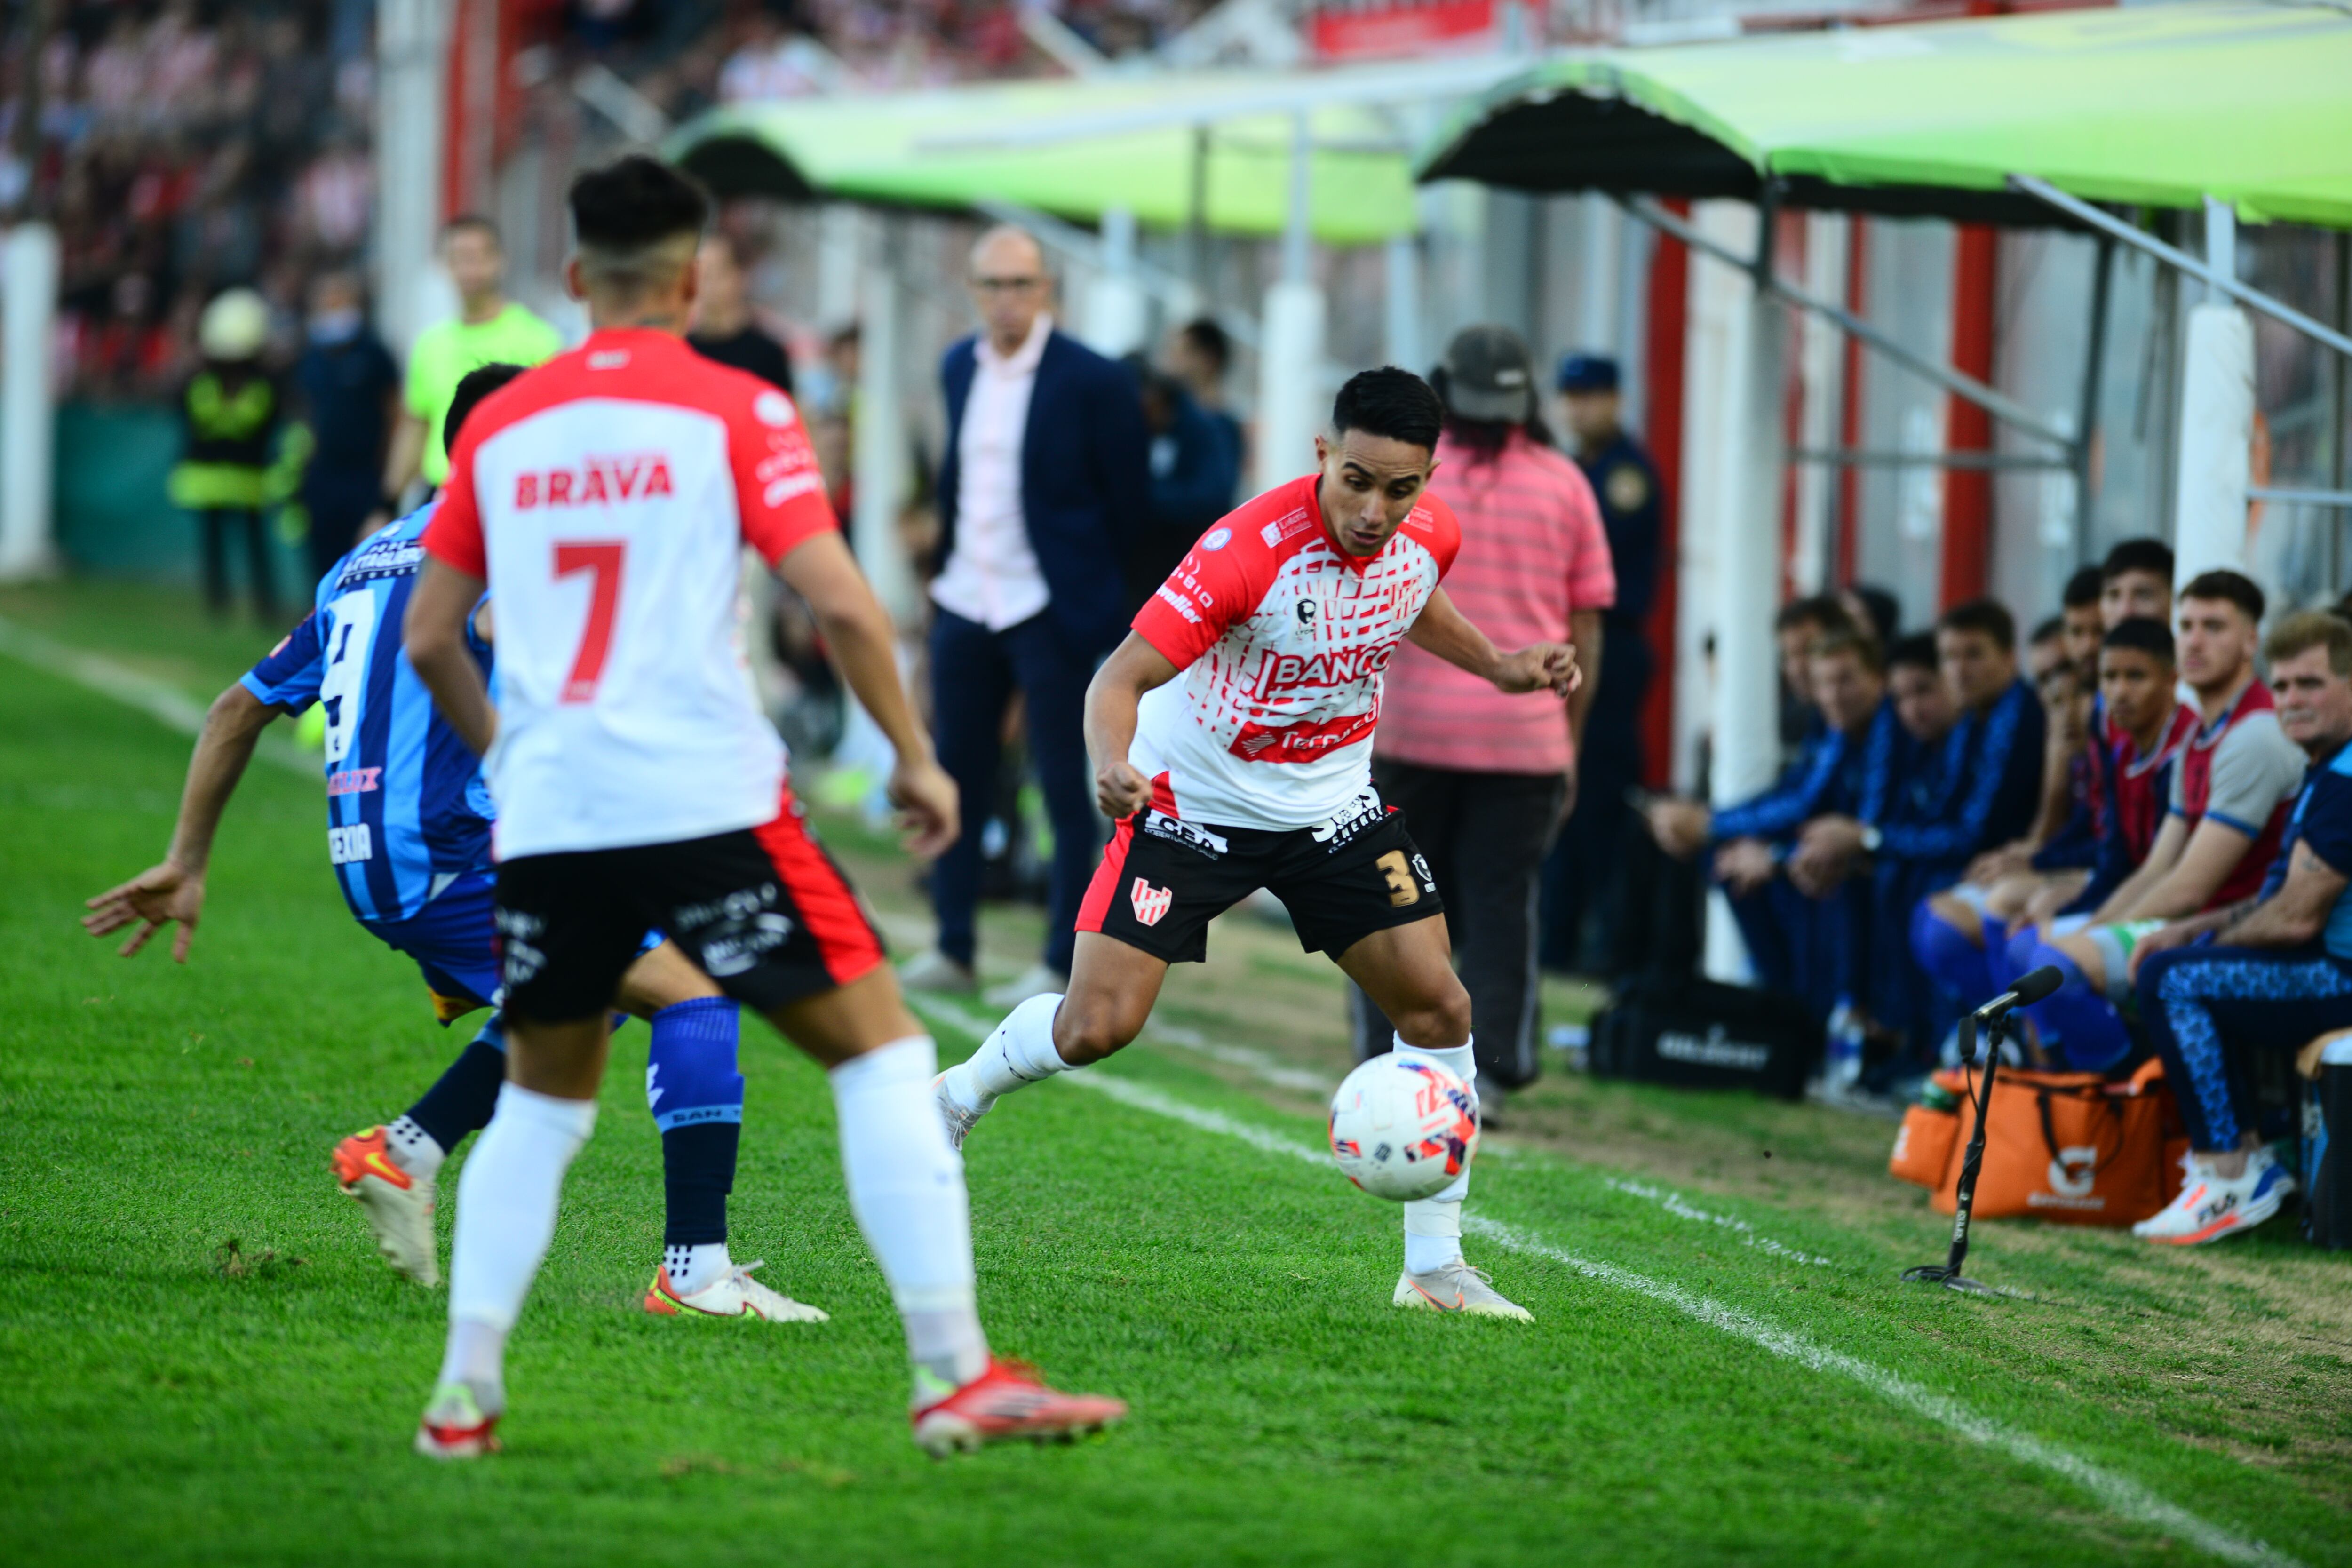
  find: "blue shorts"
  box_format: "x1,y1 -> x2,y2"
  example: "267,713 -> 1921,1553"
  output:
365,870 -> 659,1030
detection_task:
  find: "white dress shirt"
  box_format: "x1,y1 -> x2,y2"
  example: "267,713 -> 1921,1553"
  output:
931,313 -> 1053,631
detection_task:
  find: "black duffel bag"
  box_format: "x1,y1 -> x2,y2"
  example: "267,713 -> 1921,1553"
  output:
1588,973 -> 1820,1101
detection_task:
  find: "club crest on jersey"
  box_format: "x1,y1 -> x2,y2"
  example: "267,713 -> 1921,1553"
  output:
513,454 -> 675,510
1295,597 -> 1317,626
1129,877 -> 1174,927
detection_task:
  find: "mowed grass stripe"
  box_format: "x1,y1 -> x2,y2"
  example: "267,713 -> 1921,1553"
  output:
912,995 -> 2305,1568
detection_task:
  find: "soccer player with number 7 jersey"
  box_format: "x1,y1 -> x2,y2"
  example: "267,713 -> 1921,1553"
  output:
935,368 -> 1581,1320
402,156 -> 1121,1459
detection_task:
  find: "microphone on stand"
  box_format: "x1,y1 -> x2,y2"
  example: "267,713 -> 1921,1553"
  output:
1971,964 -> 2063,1021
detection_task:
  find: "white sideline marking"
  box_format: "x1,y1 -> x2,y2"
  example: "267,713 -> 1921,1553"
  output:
1602,1176 -> 1838,1268
906,995 -> 2302,1568
0,615 -> 311,776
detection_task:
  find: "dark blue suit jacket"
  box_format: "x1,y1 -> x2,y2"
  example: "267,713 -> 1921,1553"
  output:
938,329 -> 1149,660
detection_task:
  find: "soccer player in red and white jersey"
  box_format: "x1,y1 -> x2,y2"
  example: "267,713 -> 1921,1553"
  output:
401,156 -> 1122,1458
936,369 -> 1579,1319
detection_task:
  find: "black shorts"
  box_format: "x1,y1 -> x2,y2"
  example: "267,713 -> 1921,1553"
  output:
494,785 -> 885,1022
1075,792 -> 1442,965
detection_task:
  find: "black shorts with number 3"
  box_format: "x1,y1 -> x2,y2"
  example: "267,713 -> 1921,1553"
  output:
1075,801 -> 1443,965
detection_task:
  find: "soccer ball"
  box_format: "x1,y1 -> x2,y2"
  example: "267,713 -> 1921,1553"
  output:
1327,1055 -> 1478,1202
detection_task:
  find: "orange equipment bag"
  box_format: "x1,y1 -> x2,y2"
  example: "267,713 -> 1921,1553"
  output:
1889,1071 -> 1966,1188
1923,1057 -> 2181,1226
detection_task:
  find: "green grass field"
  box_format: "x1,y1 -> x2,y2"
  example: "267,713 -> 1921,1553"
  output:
3,583 -> 2349,1567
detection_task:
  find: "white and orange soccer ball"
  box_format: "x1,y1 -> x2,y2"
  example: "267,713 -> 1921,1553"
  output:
1327,1055 -> 1478,1202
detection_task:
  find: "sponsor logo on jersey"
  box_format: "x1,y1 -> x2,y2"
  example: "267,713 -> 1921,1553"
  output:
512,454 -> 677,510
1143,812 -> 1227,859
327,823 -> 373,864
1129,877 -> 1174,927
1254,642 -> 1394,697
1200,526 -> 1232,552
1259,507 -> 1316,548
1153,582 -> 1203,624
1230,709 -> 1379,764
754,390 -> 798,428
1310,787 -> 1384,849
698,913 -> 796,977
326,767 -> 383,797
336,538 -> 424,585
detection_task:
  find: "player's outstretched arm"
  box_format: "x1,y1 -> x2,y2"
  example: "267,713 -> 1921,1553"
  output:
403,557 -> 497,757
1084,635 -> 1182,819
1406,586 -> 1581,697
777,530 -> 958,858
82,683 -> 282,962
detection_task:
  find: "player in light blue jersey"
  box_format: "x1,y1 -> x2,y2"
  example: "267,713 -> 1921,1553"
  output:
85,365 -> 822,1322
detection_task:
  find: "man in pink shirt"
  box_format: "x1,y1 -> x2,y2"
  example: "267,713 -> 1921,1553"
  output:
1352,326 -> 1614,1098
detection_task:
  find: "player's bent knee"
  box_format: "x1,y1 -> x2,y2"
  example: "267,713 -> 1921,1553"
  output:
1052,996 -> 1142,1066
1390,983 -> 1473,1050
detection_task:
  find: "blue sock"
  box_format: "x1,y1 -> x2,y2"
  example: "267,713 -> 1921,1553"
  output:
1911,900 -> 1994,1009
646,997 -> 744,1250
402,1019 -> 507,1155
2020,945 -> 2133,1072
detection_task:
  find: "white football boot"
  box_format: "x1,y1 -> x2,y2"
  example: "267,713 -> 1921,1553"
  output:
1393,1260 -> 1534,1321
932,1071 -> 992,1154
331,1126 -> 438,1287
644,1258 -> 829,1321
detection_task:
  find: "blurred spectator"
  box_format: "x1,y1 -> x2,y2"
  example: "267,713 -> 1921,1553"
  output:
292,268 -> 397,583
688,236 -> 794,392
1163,318 -> 1241,481
1540,350 -> 1666,975
381,216 -> 562,515
1351,326 -> 1612,1099
1838,582 -> 1902,650
1125,356 -> 1238,602
903,224 -> 1147,1004
169,288 -> 283,622
719,4 -> 840,100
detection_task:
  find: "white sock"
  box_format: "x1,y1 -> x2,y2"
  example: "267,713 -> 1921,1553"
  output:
435,1318 -> 508,1413
829,1035 -> 990,1393
664,1241 -> 731,1296
942,993 -> 1069,1113
1396,1035 -> 1475,1275
441,1083 -> 597,1396
384,1114 -> 445,1181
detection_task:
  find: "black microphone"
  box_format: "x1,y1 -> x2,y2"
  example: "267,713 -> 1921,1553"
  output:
1974,963 -> 2062,1019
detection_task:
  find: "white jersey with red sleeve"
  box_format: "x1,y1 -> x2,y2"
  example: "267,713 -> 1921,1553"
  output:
1128,473 -> 1460,832
420,327 -> 835,859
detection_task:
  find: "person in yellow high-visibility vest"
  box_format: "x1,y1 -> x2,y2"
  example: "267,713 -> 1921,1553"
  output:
170,289 -> 284,622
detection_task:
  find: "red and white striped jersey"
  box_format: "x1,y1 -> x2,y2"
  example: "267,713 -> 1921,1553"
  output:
1128,474 -> 1460,831
420,327 -> 835,859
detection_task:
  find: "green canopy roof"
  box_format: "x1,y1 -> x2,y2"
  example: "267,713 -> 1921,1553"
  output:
1416,1 -> 2352,230
669,70 -> 1430,244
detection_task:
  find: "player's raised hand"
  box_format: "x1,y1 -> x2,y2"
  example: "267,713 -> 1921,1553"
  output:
1096,757 -> 1153,820
83,860 -> 206,962
888,756 -> 961,859
1490,642 -> 1581,696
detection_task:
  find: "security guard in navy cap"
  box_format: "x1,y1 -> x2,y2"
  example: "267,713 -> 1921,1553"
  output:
1542,353 -> 1664,972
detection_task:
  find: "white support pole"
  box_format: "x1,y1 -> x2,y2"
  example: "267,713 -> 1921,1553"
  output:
1681,201 -> 1784,982
1080,206 -> 1149,358
2172,196 -> 2256,587
375,0 -> 453,356
1256,112 -> 1325,496
0,222 -> 60,580
1573,191 -> 1619,353
1790,212 -> 1848,595
816,204 -> 861,332
1383,233 -> 1421,373
851,227 -> 916,627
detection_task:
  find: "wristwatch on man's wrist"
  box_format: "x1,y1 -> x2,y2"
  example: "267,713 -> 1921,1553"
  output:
1859,823 -> 1883,854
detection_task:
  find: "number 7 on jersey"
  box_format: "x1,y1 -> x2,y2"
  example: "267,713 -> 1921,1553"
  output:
554,541 -> 625,703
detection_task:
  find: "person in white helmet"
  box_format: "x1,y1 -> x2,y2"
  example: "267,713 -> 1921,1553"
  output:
169,288 -> 285,621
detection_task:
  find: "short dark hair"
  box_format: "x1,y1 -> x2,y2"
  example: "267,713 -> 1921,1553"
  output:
2030,615 -> 2065,647
2101,537 -> 2174,586
569,156 -> 710,266
1844,583 -> 1901,647
1775,595 -> 1854,637
1939,598 -> 2017,652
1809,627 -> 1884,675
2062,565 -> 2104,609
2180,569 -> 2265,625
1329,366 -> 1443,454
2101,616 -> 2175,664
1887,631 -> 1941,676
445,362 -> 528,455
1179,317 -> 1231,375
441,213 -> 501,247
